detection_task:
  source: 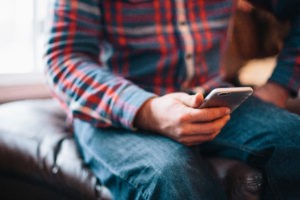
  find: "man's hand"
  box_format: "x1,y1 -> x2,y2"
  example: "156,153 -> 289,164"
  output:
238,0 -> 253,12
254,82 -> 290,108
134,93 -> 230,146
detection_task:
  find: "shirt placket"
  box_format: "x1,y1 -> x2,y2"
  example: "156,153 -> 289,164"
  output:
175,0 -> 195,90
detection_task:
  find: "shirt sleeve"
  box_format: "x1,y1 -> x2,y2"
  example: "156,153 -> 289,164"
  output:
268,15 -> 300,96
269,1 -> 300,94
249,0 -> 300,95
44,0 -> 156,129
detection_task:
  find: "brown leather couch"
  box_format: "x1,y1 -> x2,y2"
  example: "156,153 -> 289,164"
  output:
0,99 -> 112,200
0,98 -> 263,200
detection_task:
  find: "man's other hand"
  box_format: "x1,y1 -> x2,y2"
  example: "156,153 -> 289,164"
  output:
134,93 -> 230,146
254,82 -> 290,108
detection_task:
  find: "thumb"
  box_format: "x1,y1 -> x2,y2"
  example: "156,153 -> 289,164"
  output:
181,93 -> 204,108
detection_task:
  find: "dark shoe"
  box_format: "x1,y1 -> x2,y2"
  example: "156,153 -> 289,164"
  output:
206,157 -> 263,200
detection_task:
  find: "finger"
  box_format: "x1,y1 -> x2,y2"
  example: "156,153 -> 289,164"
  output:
182,107 -> 230,123
183,115 -> 230,135
179,130 -> 221,146
181,93 -> 204,108
178,133 -> 214,145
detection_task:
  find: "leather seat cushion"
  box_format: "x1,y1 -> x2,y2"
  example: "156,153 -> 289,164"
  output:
0,99 -> 111,200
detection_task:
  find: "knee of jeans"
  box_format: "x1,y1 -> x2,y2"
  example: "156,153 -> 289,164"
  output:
142,150 -> 225,199
268,120 -> 300,146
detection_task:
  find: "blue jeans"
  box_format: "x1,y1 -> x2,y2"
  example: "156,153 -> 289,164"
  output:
74,97 -> 300,200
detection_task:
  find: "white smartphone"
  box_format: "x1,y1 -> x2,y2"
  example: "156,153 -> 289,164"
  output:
199,87 -> 253,112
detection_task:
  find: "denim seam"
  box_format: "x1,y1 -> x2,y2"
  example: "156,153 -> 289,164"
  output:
91,156 -> 149,200
80,139 -> 149,200
210,139 -> 266,157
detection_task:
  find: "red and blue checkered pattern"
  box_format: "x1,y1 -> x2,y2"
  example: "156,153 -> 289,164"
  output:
45,0 -> 300,129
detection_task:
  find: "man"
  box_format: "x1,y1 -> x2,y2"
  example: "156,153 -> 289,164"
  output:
45,0 -> 300,199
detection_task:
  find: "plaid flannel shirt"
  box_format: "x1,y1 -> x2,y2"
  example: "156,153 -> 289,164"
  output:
45,0 -> 300,129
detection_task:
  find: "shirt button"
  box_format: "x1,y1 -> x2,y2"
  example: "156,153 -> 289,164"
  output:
179,21 -> 187,26
186,53 -> 193,59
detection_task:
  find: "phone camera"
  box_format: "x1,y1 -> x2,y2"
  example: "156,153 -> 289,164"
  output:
218,92 -> 229,96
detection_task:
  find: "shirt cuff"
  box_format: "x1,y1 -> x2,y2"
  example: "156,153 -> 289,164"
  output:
115,85 -> 156,130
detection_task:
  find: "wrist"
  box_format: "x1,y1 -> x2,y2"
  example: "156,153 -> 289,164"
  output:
133,96 -> 156,130
267,81 -> 290,100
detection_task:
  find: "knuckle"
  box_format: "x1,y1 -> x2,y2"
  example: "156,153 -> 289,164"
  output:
201,110 -> 210,121
177,137 -> 187,144
180,111 -> 195,123
206,135 -> 213,141
222,117 -> 230,126
209,133 -> 217,141
178,115 -> 187,123
217,109 -> 225,116
210,126 -> 220,133
226,115 -> 231,122
174,127 -> 185,137
217,118 -> 226,127
216,108 -> 227,117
